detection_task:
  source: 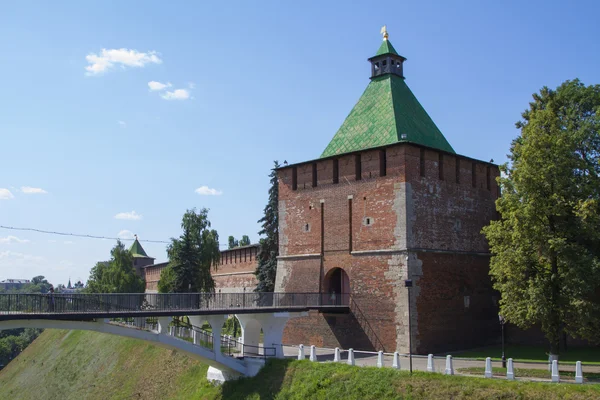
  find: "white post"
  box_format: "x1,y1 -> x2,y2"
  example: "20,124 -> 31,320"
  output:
484,357 -> 493,378
298,344 -> 305,360
548,354 -> 558,371
377,351 -> 384,368
444,355 -> 454,375
551,360 -> 560,383
347,348 -> 355,366
193,330 -> 199,345
427,354 -> 434,372
310,345 -> 317,362
334,347 -> 341,362
392,352 -> 401,370
575,361 -> 583,384
506,358 -> 515,380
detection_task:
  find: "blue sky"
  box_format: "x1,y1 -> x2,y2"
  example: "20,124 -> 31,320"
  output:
1,0 -> 599,286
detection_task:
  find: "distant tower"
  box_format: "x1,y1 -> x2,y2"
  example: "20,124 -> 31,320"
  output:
67,278 -> 72,289
128,236 -> 155,277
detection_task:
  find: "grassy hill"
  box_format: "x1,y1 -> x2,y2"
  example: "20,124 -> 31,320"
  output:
1,329 -> 599,399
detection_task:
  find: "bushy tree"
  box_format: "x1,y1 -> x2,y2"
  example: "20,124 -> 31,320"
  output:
228,236 -> 239,249
255,161 -> 280,292
483,79 -> 600,357
159,208 -> 220,293
239,235 -> 251,247
86,240 -> 145,293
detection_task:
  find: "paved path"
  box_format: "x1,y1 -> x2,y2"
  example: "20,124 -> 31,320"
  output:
280,345 -> 600,383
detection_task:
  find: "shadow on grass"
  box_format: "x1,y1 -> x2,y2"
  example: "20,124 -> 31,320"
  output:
220,358 -> 291,400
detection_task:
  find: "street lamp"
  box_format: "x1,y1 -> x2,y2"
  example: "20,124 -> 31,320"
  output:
499,314 -> 507,368
405,279 -> 413,374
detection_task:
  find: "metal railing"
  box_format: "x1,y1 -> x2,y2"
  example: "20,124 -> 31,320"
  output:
0,292 -> 350,317
222,336 -> 276,359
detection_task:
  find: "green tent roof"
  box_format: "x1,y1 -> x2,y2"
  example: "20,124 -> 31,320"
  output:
320,73 -> 455,158
129,238 -> 150,258
375,39 -> 398,56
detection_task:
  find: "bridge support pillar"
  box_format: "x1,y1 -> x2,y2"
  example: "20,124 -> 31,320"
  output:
157,317 -> 171,335
236,312 -> 304,359
206,315 -> 227,355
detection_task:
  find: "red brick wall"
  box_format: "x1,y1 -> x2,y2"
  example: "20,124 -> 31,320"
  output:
143,245 -> 259,293
276,142 -> 500,353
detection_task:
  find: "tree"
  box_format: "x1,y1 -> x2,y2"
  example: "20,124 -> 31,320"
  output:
255,161 -> 280,292
228,236 -> 239,249
157,265 -> 177,293
86,240 -> 145,293
239,235 -> 251,247
160,208 -> 220,293
483,79 -> 600,358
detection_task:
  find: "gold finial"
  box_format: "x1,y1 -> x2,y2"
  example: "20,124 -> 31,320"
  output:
134,234 -> 138,241
380,25 -> 389,40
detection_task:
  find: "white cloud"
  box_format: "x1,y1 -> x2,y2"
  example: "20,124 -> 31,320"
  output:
0,236 -> 30,244
188,82 -> 196,89
195,186 -> 223,196
148,81 -> 172,91
118,229 -> 135,240
118,120 -> 126,127
161,89 -> 190,100
21,186 -> 48,194
0,250 -> 44,265
85,48 -> 162,76
0,188 -> 14,200
114,210 -> 143,220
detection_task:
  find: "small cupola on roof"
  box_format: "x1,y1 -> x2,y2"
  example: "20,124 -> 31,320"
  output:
368,26 -> 406,79
320,27 -> 455,158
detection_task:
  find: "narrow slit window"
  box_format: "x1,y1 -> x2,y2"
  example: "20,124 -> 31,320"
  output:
420,148 -> 425,177
292,167 -> 297,190
348,198 -> 353,252
379,149 -> 387,177
312,162 -> 317,187
333,159 -> 339,184
439,153 -> 444,180
355,154 -> 362,181
455,158 -> 460,184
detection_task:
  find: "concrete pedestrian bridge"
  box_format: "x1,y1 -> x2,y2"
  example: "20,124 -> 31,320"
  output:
0,292 -> 349,381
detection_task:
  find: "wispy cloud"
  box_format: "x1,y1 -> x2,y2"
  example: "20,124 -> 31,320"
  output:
85,48 -> 162,76
118,229 -> 135,240
0,236 -> 30,244
118,120 -> 126,127
0,250 -> 44,264
21,186 -> 48,194
148,81 -> 172,91
114,210 -> 143,220
161,88 -> 191,100
0,188 -> 14,200
195,186 -> 223,196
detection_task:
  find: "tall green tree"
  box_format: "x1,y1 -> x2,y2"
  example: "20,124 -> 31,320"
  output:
483,79 -> 600,357
228,236 -> 239,249
86,240 -> 145,293
159,208 -> 220,293
239,235 -> 251,247
255,161 -> 280,292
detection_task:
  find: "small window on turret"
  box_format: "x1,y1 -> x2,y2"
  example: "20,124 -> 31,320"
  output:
382,60 -> 387,66
374,62 -> 380,70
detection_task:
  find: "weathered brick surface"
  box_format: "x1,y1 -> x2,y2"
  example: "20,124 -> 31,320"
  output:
276,142 -> 500,353
143,245 -> 259,293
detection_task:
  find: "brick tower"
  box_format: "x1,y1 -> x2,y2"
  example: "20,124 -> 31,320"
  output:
275,30 -> 500,354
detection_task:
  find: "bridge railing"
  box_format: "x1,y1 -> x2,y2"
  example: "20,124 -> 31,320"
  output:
0,292 -> 350,315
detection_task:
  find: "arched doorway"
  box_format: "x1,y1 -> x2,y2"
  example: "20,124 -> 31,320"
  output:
324,268 -> 350,305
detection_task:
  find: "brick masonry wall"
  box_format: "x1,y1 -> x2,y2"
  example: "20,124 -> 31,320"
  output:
143,246 -> 259,293
276,142 -> 500,353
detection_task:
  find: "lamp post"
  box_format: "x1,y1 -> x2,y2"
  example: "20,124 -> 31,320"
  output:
405,279 -> 413,374
499,314 -> 506,368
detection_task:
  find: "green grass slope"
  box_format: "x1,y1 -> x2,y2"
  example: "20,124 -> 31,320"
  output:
1,329 -> 599,400
0,329 -> 218,399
